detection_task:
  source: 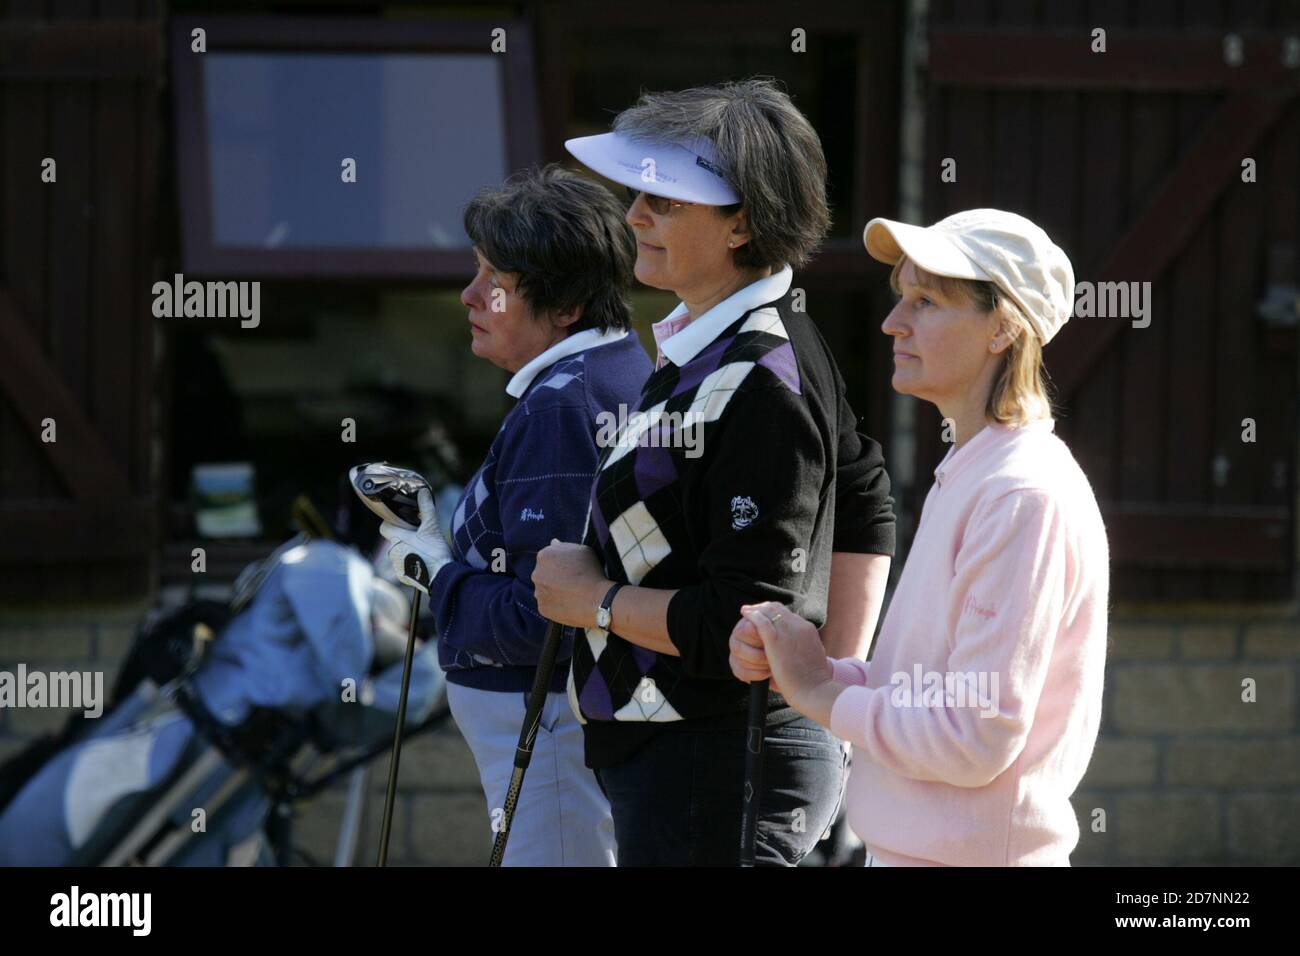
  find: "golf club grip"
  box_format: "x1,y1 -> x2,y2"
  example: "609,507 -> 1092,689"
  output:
489,620 -> 565,867
739,678 -> 768,867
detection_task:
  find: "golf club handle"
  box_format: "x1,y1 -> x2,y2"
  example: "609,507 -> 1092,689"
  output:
404,554 -> 430,593
515,621 -> 565,766
377,588 -> 422,867
739,678 -> 768,868
489,766 -> 527,869
489,620 -> 566,867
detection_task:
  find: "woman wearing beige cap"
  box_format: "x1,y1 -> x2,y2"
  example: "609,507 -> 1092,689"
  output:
730,208 -> 1110,866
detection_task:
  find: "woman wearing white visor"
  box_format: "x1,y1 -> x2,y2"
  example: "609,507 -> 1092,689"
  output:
531,79 -> 896,866
729,209 -> 1110,866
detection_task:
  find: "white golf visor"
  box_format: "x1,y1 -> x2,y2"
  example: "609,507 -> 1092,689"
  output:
565,131 -> 741,206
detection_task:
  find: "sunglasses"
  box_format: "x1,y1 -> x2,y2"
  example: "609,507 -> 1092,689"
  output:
623,186 -> 695,215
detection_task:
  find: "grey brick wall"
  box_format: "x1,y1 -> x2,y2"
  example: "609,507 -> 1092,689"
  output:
1073,613 -> 1300,865
0,604 -> 139,745
3,601 -> 1296,866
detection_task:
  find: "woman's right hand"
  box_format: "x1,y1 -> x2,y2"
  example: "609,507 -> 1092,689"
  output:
729,615 -> 782,695
378,487 -> 452,593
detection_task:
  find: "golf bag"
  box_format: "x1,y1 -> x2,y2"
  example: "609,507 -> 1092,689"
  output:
0,538 -> 446,866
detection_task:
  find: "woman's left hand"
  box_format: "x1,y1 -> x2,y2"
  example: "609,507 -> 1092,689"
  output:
533,539 -> 610,629
738,602 -> 833,709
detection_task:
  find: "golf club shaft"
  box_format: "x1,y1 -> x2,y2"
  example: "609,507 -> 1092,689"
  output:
489,620 -> 565,867
739,678 -> 767,867
377,587 -> 421,867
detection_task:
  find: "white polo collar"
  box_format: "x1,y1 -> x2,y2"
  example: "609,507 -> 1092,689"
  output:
505,327 -> 628,398
658,265 -> 794,368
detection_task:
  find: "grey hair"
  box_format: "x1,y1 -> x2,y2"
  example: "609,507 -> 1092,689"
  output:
612,77 -> 831,270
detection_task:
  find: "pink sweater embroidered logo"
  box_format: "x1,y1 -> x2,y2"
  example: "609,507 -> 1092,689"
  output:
828,419 -> 1109,866
962,595 -> 997,620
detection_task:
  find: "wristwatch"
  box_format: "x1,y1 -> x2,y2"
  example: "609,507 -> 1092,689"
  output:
595,582 -> 624,630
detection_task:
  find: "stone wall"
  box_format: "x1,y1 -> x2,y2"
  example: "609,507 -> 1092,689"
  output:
1072,608 -> 1299,865
2,600 -> 1296,865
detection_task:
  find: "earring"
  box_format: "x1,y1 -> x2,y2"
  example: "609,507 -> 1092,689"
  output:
727,241 -> 736,248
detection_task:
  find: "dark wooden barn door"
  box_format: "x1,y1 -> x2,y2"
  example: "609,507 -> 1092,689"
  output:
0,3 -> 162,601
920,0 -> 1298,600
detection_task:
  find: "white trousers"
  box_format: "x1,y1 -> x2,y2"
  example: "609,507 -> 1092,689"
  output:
446,681 -> 616,866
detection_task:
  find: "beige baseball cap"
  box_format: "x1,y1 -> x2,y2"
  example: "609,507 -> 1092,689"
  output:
863,208 -> 1075,345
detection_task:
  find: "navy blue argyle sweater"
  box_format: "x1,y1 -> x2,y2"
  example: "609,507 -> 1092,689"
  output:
429,333 -> 651,693
570,290 -> 896,768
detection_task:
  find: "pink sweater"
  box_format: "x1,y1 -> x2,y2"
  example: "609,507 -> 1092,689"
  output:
828,419 -> 1109,866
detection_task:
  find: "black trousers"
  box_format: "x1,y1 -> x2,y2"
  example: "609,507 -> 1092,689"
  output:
594,715 -> 848,867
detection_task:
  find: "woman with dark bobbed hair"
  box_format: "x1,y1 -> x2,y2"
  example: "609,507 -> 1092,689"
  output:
381,164 -> 651,865
532,79 -> 896,866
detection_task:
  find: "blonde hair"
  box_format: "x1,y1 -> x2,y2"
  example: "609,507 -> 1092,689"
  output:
889,256 -> 1053,426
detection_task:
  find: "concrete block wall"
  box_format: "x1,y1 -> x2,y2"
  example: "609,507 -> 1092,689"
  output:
0,603 -> 140,766
1072,611 -> 1300,865
3,601 -> 1296,866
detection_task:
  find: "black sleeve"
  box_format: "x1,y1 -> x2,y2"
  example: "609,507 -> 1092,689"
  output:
833,388 -> 897,556
807,317 -> 896,556
823,335 -> 895,555
665,383 -> 828,679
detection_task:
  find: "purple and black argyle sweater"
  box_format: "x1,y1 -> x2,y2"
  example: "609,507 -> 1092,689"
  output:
428,332 -> 651,694
570,287 -> 896,769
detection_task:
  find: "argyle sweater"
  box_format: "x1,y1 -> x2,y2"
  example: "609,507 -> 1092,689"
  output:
570,289 -> 896,768
429,333 -> 651,693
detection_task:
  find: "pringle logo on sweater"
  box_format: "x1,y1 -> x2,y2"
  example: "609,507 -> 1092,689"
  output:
962,595 -> 997,620
730,496 -> 759,530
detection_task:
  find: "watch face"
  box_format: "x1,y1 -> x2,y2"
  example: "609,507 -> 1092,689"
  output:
596,608 -> 610,628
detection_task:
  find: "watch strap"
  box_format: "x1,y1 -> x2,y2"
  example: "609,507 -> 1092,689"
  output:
599,582 -> 625,624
